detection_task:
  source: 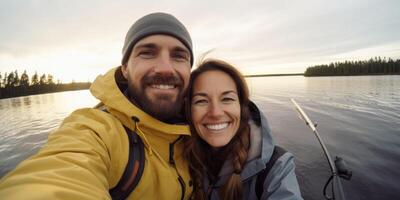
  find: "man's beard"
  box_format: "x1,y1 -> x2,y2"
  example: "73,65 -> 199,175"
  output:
127,73 -> 185,122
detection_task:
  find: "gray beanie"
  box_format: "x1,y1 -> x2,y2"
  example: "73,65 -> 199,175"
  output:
122,12 -> 193,66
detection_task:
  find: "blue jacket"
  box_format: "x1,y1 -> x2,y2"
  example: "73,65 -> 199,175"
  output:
203,102 -> 303,200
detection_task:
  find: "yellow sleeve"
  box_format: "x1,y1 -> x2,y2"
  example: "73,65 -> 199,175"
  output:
0,108 -> 128,200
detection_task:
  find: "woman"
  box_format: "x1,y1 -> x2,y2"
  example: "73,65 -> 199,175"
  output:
185,59 -> 302,200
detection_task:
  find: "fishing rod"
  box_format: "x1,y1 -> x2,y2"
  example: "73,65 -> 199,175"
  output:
291,99 -> 352,200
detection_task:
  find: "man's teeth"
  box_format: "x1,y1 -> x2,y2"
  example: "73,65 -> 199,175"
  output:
151,84 -> 175,89
206,123 -> 229,130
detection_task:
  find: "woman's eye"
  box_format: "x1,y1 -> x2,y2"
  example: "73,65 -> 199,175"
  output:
222,97 -> 235,102
193,99 -> 208,105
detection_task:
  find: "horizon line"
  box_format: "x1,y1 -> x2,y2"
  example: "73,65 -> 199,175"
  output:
244,73 -> 304,77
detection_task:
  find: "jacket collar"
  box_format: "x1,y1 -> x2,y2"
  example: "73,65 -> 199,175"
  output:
90,66 -> 191,140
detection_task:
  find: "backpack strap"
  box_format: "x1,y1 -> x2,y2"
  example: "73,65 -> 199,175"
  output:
100,108 -> 145,200
109,126 -> 145,200
255,145 -> 287,199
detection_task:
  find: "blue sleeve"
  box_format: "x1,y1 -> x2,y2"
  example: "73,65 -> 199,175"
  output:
262,152 -> 303,200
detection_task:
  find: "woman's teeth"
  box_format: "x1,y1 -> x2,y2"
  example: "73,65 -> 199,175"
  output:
206,123 -> 229,130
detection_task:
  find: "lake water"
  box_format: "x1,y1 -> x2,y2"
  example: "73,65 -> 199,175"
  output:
0,75 -> 399,200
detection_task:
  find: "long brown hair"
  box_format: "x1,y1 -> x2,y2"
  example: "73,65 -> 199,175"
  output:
185,59 -> 251,200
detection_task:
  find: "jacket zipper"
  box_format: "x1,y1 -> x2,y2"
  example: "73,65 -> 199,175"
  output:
169,136 -> 186,200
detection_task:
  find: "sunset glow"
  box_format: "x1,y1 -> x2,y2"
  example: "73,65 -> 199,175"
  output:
1,0 -> 399,82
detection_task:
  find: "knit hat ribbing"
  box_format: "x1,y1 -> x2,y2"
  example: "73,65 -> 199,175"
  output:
122,13 -> 193,66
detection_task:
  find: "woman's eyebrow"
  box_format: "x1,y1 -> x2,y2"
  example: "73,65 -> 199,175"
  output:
192,90 -> 237,98
192,92 -> 207,98
222,90 -> 237,95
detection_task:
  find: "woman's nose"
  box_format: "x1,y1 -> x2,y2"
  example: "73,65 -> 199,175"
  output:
208,102 -> 224,118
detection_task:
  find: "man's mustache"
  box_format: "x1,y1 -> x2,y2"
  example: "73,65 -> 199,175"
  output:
143,74 -> 183,87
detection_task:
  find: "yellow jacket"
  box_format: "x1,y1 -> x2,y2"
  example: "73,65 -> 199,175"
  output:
0,67 -> 192,200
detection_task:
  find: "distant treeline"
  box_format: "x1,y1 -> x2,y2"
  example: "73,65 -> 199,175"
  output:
304,57 -> 400,76
0,70 -> 91,99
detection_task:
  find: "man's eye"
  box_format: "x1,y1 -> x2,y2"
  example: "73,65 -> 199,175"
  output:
172,53 -> 189,61
138,51 -> 155,58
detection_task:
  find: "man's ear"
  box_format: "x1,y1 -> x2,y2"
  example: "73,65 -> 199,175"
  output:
121,64 -> 129,79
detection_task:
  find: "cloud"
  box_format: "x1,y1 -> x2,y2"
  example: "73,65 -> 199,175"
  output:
1,0 -> 399,78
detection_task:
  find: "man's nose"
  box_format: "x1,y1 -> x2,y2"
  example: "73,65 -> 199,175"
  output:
154,52 -> 174,74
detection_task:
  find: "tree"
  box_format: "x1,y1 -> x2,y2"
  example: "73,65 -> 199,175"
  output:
13,70 -> 20,87
3,73 -> 8,87
6,72 -> 14,87
47,74 -> 55,85
31,72 -> 39,85
39,74 -> 46,85
20,70 -> 30,87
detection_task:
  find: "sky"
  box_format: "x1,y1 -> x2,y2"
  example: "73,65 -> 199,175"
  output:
1,0 -> 400,83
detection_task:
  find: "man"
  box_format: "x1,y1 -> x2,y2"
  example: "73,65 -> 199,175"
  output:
0,12 -> 193,199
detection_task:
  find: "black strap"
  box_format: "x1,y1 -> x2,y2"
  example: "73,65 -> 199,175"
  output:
100,109 -> 145,200
109,126 -> 145,200
255,146 -> 287,199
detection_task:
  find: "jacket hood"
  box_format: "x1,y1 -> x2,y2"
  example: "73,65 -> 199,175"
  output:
90,67 -> 190,150
241,101 -> 275,179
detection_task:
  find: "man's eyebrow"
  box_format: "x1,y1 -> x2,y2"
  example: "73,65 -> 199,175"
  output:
134,43 -> 158,50
173,46 -> 190,54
